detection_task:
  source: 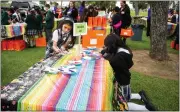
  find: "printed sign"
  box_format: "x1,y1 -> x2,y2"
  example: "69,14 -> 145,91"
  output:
73,22 -> 87,36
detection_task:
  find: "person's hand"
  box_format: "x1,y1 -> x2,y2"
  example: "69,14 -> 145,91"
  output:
121,11 -> 125,14
54,48 -> 61,53
61,46 -> 66,51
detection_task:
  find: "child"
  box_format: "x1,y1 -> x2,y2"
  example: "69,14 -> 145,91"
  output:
25,9 -> 37,47
101,33 -> 133,101
101,33 -> 156,111
45,18 -> 76,59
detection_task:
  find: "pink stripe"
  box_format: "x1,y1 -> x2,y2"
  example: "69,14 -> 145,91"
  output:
87,59 -> 103,110
42,75 -> 70,111
67,61 -> 88,110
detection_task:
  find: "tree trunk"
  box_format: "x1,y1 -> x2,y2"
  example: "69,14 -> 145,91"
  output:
135,2 -> 139,16
149,1 -> 169,61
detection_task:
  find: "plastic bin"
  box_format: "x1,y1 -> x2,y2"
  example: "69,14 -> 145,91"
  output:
131,24 -> 145,41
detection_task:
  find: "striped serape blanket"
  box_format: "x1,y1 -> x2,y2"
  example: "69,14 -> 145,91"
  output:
17,52 -> 114,111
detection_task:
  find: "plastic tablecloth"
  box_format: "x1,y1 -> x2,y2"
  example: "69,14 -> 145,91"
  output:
1,49 -> 114,111
1,23 -> 27,38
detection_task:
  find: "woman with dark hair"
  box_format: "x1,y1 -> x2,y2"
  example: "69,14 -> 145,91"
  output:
25,9 -> 37,47
78,1 -> 85,17
111,6 -> 122,36
35,8 -> 43,37
45,19 -> 76,58
101,33 -> 133,102
83,5 -> 98,22
64,1 -> 78,22
119,1 -> 132,44
1,8 -> 14,25
80,8 -> 88,22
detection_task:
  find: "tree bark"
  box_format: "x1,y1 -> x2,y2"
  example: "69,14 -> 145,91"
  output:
149,1 -> 169,61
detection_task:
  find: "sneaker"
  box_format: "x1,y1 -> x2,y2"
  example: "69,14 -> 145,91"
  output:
145,101 -> 157,111
139,90 -> 149,102
139,90 -> 157,111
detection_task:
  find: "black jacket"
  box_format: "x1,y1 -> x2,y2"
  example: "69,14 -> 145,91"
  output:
119,4 -> 132,28
112,13 -> 122,26
109,49 -> 133,85
45,10 -> 54,29
171,14 -> 179,24
64,7 -> 78,22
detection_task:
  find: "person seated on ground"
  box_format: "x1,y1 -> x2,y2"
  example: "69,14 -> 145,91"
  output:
45,18 -> 76,59
101,33 -> 157,111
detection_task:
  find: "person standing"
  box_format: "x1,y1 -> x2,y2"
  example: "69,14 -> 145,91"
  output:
1,9 -> 14,25
44,4 -> 54,45
35,8 -> 43,37
78,1 -> 85,21
64,1 -> 78,22
25,9 -> 37,47
110,7 -> 122,36
146,7 -> 151,37
119,1 -> 132,44
83,5 -> 97,22
12,7 -> 23,23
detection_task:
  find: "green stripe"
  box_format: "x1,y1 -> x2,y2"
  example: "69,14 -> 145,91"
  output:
17,74 -> 46,111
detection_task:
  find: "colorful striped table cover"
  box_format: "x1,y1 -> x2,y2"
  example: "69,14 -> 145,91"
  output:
17,51 -> 114,111
1,49 -> 114,111
167,22 -> 177,36
1,23 -> 26,38
1,55 -> 63,111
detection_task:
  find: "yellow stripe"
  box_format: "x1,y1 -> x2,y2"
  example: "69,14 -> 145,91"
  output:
101,59 -> 107,110
21,75 -> 48,111
31,75 -> 60,111
21,49 -> 76,111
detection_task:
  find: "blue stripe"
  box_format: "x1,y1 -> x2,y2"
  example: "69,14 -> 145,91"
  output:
55,60 -> 86,110
75,60 -> 96,110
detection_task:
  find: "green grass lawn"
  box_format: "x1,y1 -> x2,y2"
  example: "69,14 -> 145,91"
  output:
1,47 -> 45,86
131,10 -> 148,17
131,71 -> 179,111
126,29 -> 179,55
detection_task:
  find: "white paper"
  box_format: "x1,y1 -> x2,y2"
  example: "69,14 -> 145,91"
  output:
90,39 -> 97,45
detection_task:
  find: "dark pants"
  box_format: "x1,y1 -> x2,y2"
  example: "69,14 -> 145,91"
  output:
174,24 -> 179,49
45,29 -> 53,58
45,29 -> 53,43
114,28 -> 120,37
146,19 -> 151,37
